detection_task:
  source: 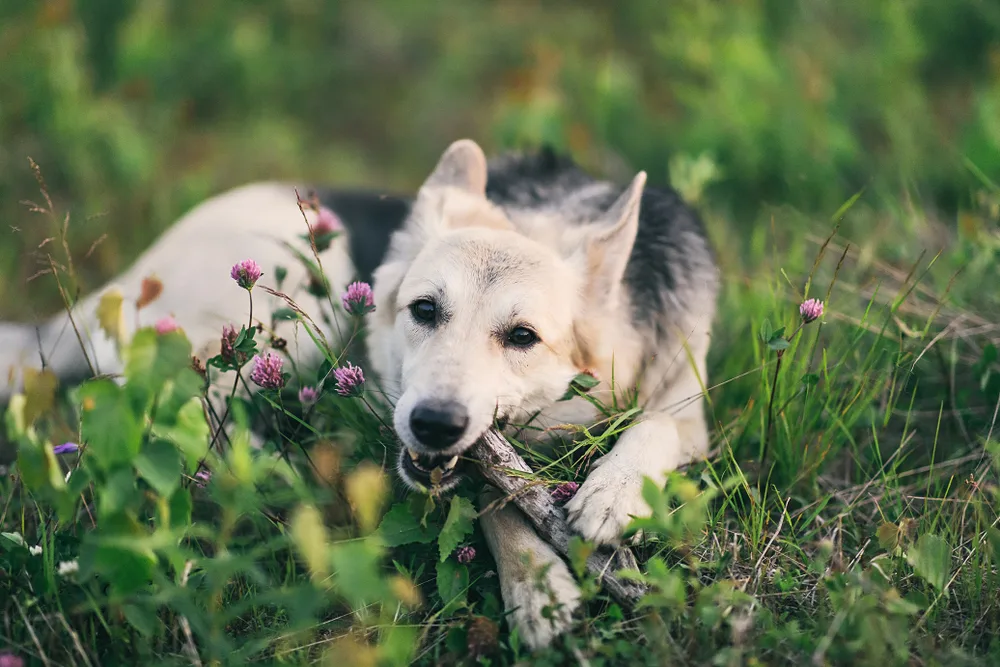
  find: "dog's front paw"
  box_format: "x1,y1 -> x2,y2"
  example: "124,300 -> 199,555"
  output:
565,455 -> 651,545
502,555 -> 581,651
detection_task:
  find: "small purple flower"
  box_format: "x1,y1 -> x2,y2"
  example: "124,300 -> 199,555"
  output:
551,482 -> 579,503
0,653 -> 25,667
333,362 -> 365,397
231,259 -> 263,290
299,385 -> 319,407
154,315 -> 179,335
194,470 -> 211,488
799,298 -> 825,324
250,352 -> 285,389
312,207 -> 342,236
341,281 -> 375,316
53,442 -> 80,455
456,546 -> 476,564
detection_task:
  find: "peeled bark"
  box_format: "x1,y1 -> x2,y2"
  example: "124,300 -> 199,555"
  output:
472,428 -> 648,608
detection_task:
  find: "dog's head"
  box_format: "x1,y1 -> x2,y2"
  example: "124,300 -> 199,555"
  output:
368,140 -> 646,491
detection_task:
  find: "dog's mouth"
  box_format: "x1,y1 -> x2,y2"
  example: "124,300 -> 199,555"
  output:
397,447 -> 469,491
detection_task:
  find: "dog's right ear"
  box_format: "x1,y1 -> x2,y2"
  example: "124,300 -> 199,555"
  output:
418,139 -> 488,196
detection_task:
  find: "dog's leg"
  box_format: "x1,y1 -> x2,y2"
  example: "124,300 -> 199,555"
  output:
566,345 -> 711,546
479,488 -> 581,650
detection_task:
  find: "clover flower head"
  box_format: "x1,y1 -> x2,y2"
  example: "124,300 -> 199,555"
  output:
0,653 -> 25,667
312,206 -> 342,235
455,546 -> 476,564
29,545 -> 42,557
333,362 -> 365,397
57,560 -> 79,577
799,298 -> 824,323
250,352 -> 285,389
194,470 -> 212,489
154,315 -> 179,335
231,259 -> 263,290
551,482 -> 579,503
299,385 -> 319,407
341,281 -> 375,316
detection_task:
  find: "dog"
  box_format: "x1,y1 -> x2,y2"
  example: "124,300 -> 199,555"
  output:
0,139 -> 719,649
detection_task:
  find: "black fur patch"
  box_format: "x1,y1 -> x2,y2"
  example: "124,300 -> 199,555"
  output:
313,189 -> 411,283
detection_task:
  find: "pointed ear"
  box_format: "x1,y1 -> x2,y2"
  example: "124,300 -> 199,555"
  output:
582,171 -> 646,301
419,139 -> 488,196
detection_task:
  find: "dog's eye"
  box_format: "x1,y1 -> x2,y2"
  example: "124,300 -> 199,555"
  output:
410,299 -> 437,324
506,326 -> 538,348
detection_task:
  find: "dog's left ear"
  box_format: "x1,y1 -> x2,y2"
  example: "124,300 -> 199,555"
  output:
582,171 -> 646,301
419,139 -> 488,196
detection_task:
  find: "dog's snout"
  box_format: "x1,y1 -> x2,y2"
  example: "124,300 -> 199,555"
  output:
409,399 -> 469,449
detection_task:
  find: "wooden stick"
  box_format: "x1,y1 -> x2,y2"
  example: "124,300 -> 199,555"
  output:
471,429 -> 648,608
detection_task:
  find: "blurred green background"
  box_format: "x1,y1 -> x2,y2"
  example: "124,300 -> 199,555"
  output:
1,0 -> 999,320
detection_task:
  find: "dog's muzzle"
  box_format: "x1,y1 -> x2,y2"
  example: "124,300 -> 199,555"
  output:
397,447 -> 468,492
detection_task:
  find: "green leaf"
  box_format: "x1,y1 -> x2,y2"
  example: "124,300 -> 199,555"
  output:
439,495 -> 477,562
79,380 -> 144,468
272,308 -> 299,321
436,559 -> 469,615
378,503 -> 439,547
99,468 -> 139,519
758,319 -> 773,344
985,527 -> 1000,566
152,398 -> 210,472
330,539 -> 389,607
801,373 -> 820,387
906,533 -> 951,592
122,604 -> 157,638
168,487 -> 193,530
135,439 -> 182,497
0,532 -> 26,550
558,372 -> 601,401
767,337 -> 790,351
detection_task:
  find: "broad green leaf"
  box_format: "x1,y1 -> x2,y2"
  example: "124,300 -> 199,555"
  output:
135,439 -> 182,497
439,495 -> 477,562
331,539 -> 389,608
79,380 -> 144,468
122,604 -> 157,638
153,398 -> 210,472
906,533 -> 951,592
436,559 -> 469,615
168,487 -> 193,530
378,503 -> 439,547
99,468 -> 139,519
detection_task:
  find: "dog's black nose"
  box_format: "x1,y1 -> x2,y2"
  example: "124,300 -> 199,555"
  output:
409,400 -> 469,449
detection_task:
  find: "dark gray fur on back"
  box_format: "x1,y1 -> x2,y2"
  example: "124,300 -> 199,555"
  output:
316,147 -> 717,332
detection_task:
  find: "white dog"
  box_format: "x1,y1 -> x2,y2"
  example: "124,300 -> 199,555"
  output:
0,139 -> 718,650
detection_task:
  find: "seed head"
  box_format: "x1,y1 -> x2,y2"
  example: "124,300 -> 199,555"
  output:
231,259 -> 263,290
799,298 -> 825,323
333,362 -> 365,397
341,281 -> 375,316
250,352 -> 285,390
